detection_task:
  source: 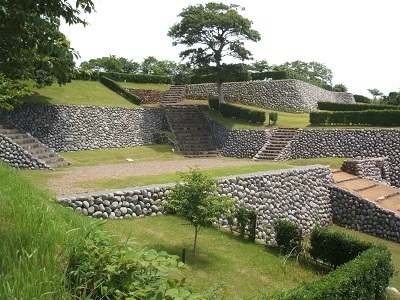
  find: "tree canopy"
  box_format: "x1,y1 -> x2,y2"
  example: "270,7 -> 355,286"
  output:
276,60 -> 333,85
168,2 -> 260,102
0,0 -> 94,109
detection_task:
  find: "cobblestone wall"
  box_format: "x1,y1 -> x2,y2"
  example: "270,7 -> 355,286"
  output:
125,88 -> 166,104
186,80 -> 355,112
341,157 -> 391,183
332,186 -> 400,243
1,103 -> 167,152
58,165 -> 333,243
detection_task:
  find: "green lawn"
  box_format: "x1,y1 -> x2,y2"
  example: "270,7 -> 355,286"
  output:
118,81 -> 170,91
22,80 -> 140,108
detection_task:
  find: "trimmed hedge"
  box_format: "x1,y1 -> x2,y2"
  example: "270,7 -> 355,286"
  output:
309,227 -> 371,268
268,227 -> 394,300
99,76 -> 141,105
354,94 -> 371,103
309,110 -> 400,126
208,98 -> 266,123
317,101 -> 400,111
273,219 -> 300,255
74,70 -> 172,84
280,246 -> 394,300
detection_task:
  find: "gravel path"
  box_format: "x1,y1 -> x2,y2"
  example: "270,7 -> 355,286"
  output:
50,158 -> 259,196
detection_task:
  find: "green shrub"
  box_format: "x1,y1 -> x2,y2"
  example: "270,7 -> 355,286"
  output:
67,224 -> 205,299
208,97 -> 220,111
102,72 -> 172,84
99,76 -> 141,105
235,204 -> 257,242
269,112 -> 278,125
219,102 -> 266,123
273,219 -> 300,255
309,227 -> 371,268
309,110 -> 400,126
317,101 -> 400,111
354,94 -> 371,103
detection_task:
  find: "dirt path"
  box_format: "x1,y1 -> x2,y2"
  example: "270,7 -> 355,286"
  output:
49,158 -> 261,196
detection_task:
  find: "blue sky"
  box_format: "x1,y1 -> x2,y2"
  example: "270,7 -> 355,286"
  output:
61,0 -> 400,97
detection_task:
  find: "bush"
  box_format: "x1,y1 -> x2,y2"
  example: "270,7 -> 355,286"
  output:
99,76 -> 141,105
317,101 -> 400,111
354,94 -> 371,103
235,204 -> 257,242
309,110 -> 400,126
102,72 -> 172,84
219,102 -> 266,123
208,97 -> 220,111
67,224 -> 206,299
309,227 -> 371,268
273,219 -> 300,255
269,112 -> 278,125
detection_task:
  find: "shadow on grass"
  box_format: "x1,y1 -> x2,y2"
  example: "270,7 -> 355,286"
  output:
23,92 -> 53,104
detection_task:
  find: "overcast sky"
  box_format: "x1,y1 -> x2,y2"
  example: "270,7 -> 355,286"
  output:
60,0 -> 400,97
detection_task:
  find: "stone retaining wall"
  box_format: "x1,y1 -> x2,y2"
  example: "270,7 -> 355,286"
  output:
125,88 -> 166,104
205,116 -> 270,158
279,129 -> 400,187
186,80 -> 355,112
1,103 -> 167,152
0,135 -> 48,169
331,186 -> 400,243
341,157 -> 391,183
58,165 -> 333,243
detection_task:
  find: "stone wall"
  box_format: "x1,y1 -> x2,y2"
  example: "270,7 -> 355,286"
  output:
205,116 -> 271,158
1,103 -> 167,152
58,165 -> 333,244
341,157 -> 391,183
279,129 -> 400,187
0,135 -> 48,169
186,80 -> 355,112
331,186 -> 400,243
125,88 -> 166,105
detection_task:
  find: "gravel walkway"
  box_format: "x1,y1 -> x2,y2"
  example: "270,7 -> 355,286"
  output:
50,158 -> 259,196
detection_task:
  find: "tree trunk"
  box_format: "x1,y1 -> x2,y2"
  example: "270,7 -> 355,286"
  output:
217,80 -> 224,104
193,225 -> 199,255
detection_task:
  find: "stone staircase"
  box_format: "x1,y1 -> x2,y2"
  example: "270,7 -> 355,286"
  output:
332,170 -> 400,214
0,118 -> 70,169
161,85 -> 186,105
164,104 -> 219,157
253,128 -> 298,160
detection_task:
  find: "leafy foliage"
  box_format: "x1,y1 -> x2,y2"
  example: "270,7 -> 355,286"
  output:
317,101 -> 400,111
166,167 -> 235,255
353,94 -> 371,103
235,204 -> 257,241
332,83 -> 348,92
269,112 -> 278,125
67,223 -> 209,299
276,60 -> 333,85
367,88 -> 384,100
209,99 -> 266,123
80,55 -> 140,73
168,2 -> 260,101
308,227 -> 371,268
273,219 -> 300,255
0,74 -> 33,110
310,110 -> 400,126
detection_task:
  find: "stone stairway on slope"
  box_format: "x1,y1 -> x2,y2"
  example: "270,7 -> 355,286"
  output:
164,104 -> 219,157
161,85 -> 186,105
253,128 -> 298,160
0,118 -> 70,169
332,169 -> 400,214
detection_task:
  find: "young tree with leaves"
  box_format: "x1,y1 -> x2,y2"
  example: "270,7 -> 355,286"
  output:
166,168 -> 234,255
168,2 -> 261,103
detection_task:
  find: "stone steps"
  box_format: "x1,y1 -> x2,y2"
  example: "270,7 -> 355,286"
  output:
161,85 -> 186,104
0,118 -> 70,169
253,128 -> 298,160
164,104 -> 219,157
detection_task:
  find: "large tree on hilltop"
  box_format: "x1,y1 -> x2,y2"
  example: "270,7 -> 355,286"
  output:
276,60 -> 333,85
0,0 -> 94,109
168,2 -> 260,103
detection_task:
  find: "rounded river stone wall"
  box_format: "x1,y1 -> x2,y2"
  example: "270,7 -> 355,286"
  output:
125,88 -> 166,105
1,103 -> 167,152
279,129 -> 400,187
186,80 -> 355,112
0,135 -> 48,169
58,165 -> 333,244
205,116 -> 271,158
331,186 -> 400,243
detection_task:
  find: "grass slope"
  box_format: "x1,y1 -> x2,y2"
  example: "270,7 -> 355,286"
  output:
0,162 -> 87,299
23,80 -> 140,107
